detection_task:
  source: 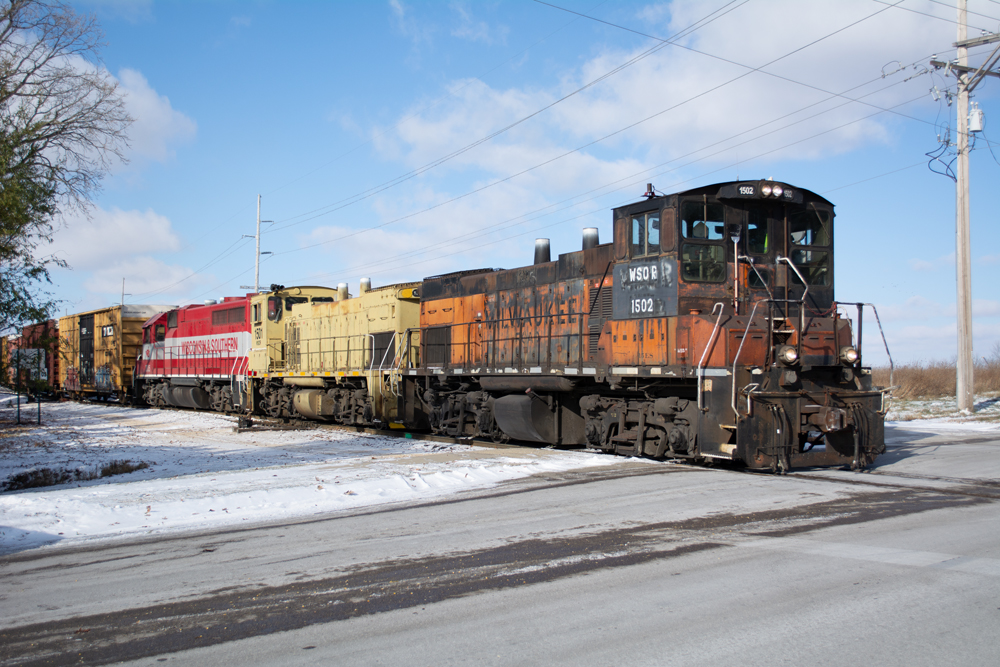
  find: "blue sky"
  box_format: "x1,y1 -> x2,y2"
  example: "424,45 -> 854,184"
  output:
42,0 -> 1000,365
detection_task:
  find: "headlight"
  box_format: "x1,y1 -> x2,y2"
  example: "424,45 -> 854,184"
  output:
772,184 -> 783,197
776,345 -> 799,365
840,346 -> 859,364
761,183 -> 773,196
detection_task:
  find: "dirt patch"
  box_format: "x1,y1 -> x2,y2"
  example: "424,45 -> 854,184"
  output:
2,459 -> 151,492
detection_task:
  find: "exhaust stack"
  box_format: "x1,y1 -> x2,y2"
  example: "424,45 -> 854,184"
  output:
534,238 -> 551,265
582,228 -> 599,250
337,282 -> 349,301
360,278 -> 371,294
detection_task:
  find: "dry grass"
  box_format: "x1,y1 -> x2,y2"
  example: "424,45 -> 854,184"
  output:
873,343 -> 1000,399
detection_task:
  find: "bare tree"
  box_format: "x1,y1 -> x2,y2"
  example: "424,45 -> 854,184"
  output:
0,0 -> 133,333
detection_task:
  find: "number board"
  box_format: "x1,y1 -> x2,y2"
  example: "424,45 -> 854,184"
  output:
612,257 -> 678,320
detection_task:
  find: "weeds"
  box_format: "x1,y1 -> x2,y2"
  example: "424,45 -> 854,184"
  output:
873,342 -> 1000,399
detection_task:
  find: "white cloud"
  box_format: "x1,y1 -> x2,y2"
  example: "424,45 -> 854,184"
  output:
83,256 -> 212,303
117,68 -> 197,165
390,0 -> 435,48
907,253 -> 953,272
48,207 -> 181,271
450,2 -> 507,45
373,0 -> 955,194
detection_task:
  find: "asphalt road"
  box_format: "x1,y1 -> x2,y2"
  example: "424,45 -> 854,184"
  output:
2,423 -> 998,666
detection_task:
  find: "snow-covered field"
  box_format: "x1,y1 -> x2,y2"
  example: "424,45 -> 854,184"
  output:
4,387 -> 998,557
0,394 -> 623,555
885,392 -> 1000,423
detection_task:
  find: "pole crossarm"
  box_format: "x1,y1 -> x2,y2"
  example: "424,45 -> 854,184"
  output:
930,59 -> 1000,79
954,33 -> 1000,48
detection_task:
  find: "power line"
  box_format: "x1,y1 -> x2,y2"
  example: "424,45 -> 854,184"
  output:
924,0 -> 1000,24
267,0 -> 914,259
161,0 -> 608,251
280,83 -> 935,286
259,1 -> 607,200
264,0 -> 751,232
537,0 -> 934,127
872,0 -> 993,31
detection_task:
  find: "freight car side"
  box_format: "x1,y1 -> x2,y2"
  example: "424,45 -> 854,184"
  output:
60,305 -> 174,401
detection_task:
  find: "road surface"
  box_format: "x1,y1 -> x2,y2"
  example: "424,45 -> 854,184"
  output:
2,422 -> 998,666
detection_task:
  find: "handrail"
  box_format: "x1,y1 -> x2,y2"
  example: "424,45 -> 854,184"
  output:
776,255 -> 809,357
730,300 -> 765,419
378,331 -> 398,372
737,255 -> 774,300
697,302 -> 726,411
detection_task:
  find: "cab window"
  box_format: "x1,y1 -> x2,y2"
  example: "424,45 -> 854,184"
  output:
681,201 -> 725,240
789,208 -> 831,246
791,249 -> 831,286
167,311 -> 178,328
630,211 -> 660,257
267,296 -> 282,322
680,199 -> 727,283
155,325 -> 165,342
747,209 -> 769,254
681,244 -> 726,282
788,207 -> 831,286
252,303 -> 262,324
285,296 -> 309,311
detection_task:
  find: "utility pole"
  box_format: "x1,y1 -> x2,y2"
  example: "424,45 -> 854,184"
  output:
956,0 -> 973,413
241,195 -> 273,293
930,0 -> 1000,412
120,278 -> 130,307
254,194 -> 261,293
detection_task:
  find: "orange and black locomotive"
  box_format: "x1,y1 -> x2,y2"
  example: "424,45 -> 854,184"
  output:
403,180 -> 888,471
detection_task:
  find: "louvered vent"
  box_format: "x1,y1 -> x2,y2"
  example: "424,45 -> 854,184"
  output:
588,286 -> 613,358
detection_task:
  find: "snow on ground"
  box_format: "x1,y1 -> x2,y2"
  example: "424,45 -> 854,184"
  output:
0,394 -> 626,555
885,392 -> 1000,427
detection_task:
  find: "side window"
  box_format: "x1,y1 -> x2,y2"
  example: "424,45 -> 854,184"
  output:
252,303 -> 262,324
267,296 -> 282,322
167,311 -> 177,329
155,325 -> 165,342
285,296 -> 309,311
630,211 -> 661,257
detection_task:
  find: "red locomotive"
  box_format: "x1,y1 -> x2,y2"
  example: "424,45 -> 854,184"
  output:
136,297 -> 252,412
